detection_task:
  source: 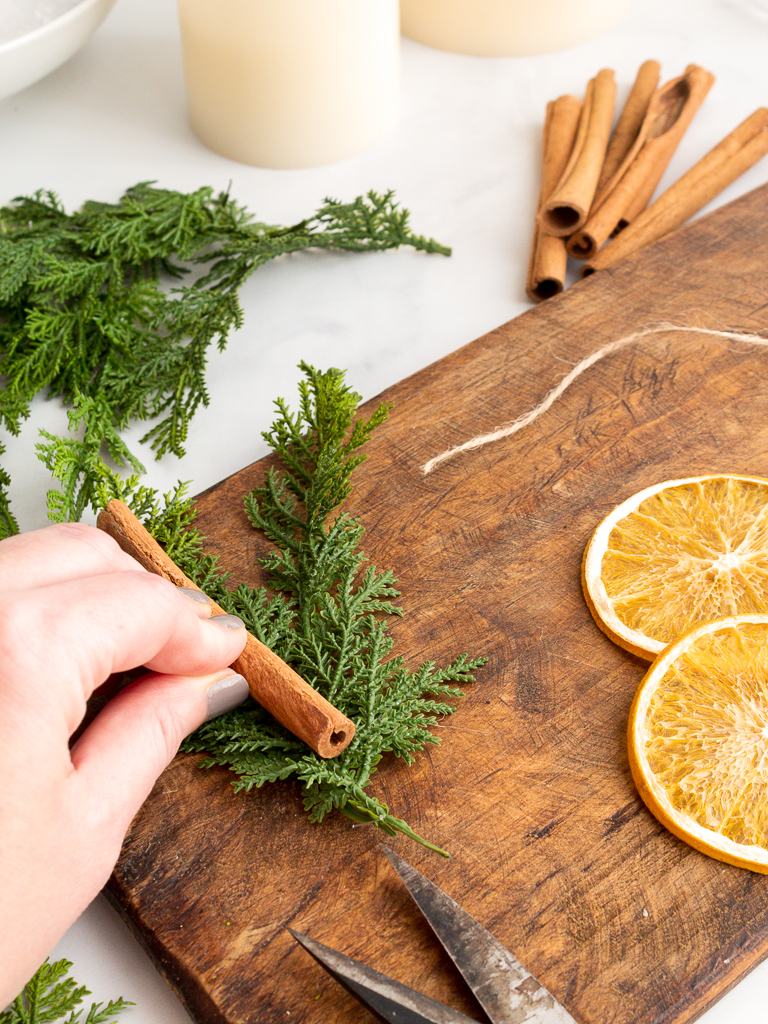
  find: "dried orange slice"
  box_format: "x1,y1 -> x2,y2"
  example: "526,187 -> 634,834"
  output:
582,475 -> 768,660
628,614 -> 768,872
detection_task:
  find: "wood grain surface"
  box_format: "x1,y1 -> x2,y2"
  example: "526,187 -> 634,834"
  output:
106,182 -> 768,1024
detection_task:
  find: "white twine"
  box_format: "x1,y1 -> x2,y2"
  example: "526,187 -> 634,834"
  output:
420,324 -> 768,476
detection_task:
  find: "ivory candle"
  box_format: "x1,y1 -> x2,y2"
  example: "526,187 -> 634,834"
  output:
400,0 -> 632,57
176,0 -> 400,168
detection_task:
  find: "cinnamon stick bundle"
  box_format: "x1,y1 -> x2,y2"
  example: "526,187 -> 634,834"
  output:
538,68 -> 616,237
526,94 -> 582,302
97,499 -> 355,758
582,108 -> 768,275
568,64 -> 715,260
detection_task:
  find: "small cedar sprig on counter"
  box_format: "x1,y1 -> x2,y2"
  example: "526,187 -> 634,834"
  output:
0,441 -> 16,538
0,958 -> 132,1024
179,363 -> 486,855
0,182 -> 450,536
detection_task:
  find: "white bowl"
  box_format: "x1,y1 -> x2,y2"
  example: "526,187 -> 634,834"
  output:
0,0 -> 117,101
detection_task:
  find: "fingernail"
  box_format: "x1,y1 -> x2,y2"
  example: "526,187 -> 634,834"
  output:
205,673 -> 250,721
209,613 -> 245,630
178,586 -> 211,605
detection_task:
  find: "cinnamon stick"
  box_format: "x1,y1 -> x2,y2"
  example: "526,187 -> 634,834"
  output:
526,94 -> 582,302
538,68 -> 616,237
96,498 -> 355,758
592,60 -> 661,201
568,65 -> 715,260
582,108 -> 768,276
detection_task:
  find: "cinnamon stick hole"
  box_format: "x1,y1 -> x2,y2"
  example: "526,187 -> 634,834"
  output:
547,206 -> 581,231
568,235 -> 594,259
532,279 -> 561,300
330,730 -> 348,747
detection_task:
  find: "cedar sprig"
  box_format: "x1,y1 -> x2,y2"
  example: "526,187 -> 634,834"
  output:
181,363 -> 485,855
0,958 -> 132,1024
36,392 -> 145,523
0,182 -> 450,519
0,441 -> 17,540
194,191 -> 450,293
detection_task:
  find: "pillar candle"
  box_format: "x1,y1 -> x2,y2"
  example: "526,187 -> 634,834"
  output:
177,0 -> 400,168
400,0 -> 632,57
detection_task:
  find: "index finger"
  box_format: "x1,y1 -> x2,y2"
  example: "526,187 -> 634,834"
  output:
0,522 -> 145,593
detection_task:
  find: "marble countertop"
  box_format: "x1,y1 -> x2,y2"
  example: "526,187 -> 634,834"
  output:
3,0 -> 768,1019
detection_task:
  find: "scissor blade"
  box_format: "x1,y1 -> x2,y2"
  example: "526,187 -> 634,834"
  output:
289,929 -> 480,1024
381,847 -> 578,1024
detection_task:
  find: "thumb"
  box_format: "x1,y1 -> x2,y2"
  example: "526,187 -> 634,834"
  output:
70,668 -> 250,841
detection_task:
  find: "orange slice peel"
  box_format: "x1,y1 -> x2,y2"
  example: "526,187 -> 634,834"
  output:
582,474 -> 768,661
628,614 -> 768,873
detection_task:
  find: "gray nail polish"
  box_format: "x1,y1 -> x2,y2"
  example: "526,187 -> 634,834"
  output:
205,674 -> 250,721
209,613 -> 245,630
178,586 -> 211,605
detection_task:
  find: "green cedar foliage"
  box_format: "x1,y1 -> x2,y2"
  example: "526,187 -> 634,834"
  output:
0,183 -> 450,527
36,392 -> 146,525
0,959 -> 131,1024
177,364 -> 486,855
0,440 -> 17,539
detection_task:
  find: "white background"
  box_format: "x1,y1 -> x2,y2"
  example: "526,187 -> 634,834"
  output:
3,0 -> 768,1020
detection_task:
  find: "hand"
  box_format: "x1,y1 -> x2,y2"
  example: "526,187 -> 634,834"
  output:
0,521 -> 249,1005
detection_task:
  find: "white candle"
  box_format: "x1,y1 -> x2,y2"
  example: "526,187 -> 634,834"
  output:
176,0 -> 400,168
400,0 -> 632,57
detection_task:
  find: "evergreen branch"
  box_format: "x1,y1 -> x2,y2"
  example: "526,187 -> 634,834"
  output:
0,959 -> 132,1024
0,440 -> 18,539
178,364 -> 485,854
36,392 -> 145,523
0,182 -> 449,471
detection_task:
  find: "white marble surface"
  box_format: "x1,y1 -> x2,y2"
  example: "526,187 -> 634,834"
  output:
3,0 -> 768,1019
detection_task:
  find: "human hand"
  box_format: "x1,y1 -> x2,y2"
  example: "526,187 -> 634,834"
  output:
0,521 -> 249,1005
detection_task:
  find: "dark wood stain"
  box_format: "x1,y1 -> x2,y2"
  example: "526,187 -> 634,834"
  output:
105,183 -> 768,1024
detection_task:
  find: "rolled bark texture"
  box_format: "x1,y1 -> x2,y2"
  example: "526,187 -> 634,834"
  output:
526,94 -> 582,302
537,68 -> 616,237
582,108 -> 768,275
569,64 -> 715,260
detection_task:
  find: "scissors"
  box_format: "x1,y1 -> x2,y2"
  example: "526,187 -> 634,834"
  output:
289,845 -> 578,1024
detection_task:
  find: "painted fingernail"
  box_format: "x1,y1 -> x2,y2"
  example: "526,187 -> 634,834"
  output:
209,613 -> 245,630
178,586 -> 210,605
205,673 -> 250,721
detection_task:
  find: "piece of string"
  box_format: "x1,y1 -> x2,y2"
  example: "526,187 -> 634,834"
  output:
420,323 -> 768,475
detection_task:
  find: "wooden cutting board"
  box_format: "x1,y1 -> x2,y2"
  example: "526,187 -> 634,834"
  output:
107,182 -> 768,1024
